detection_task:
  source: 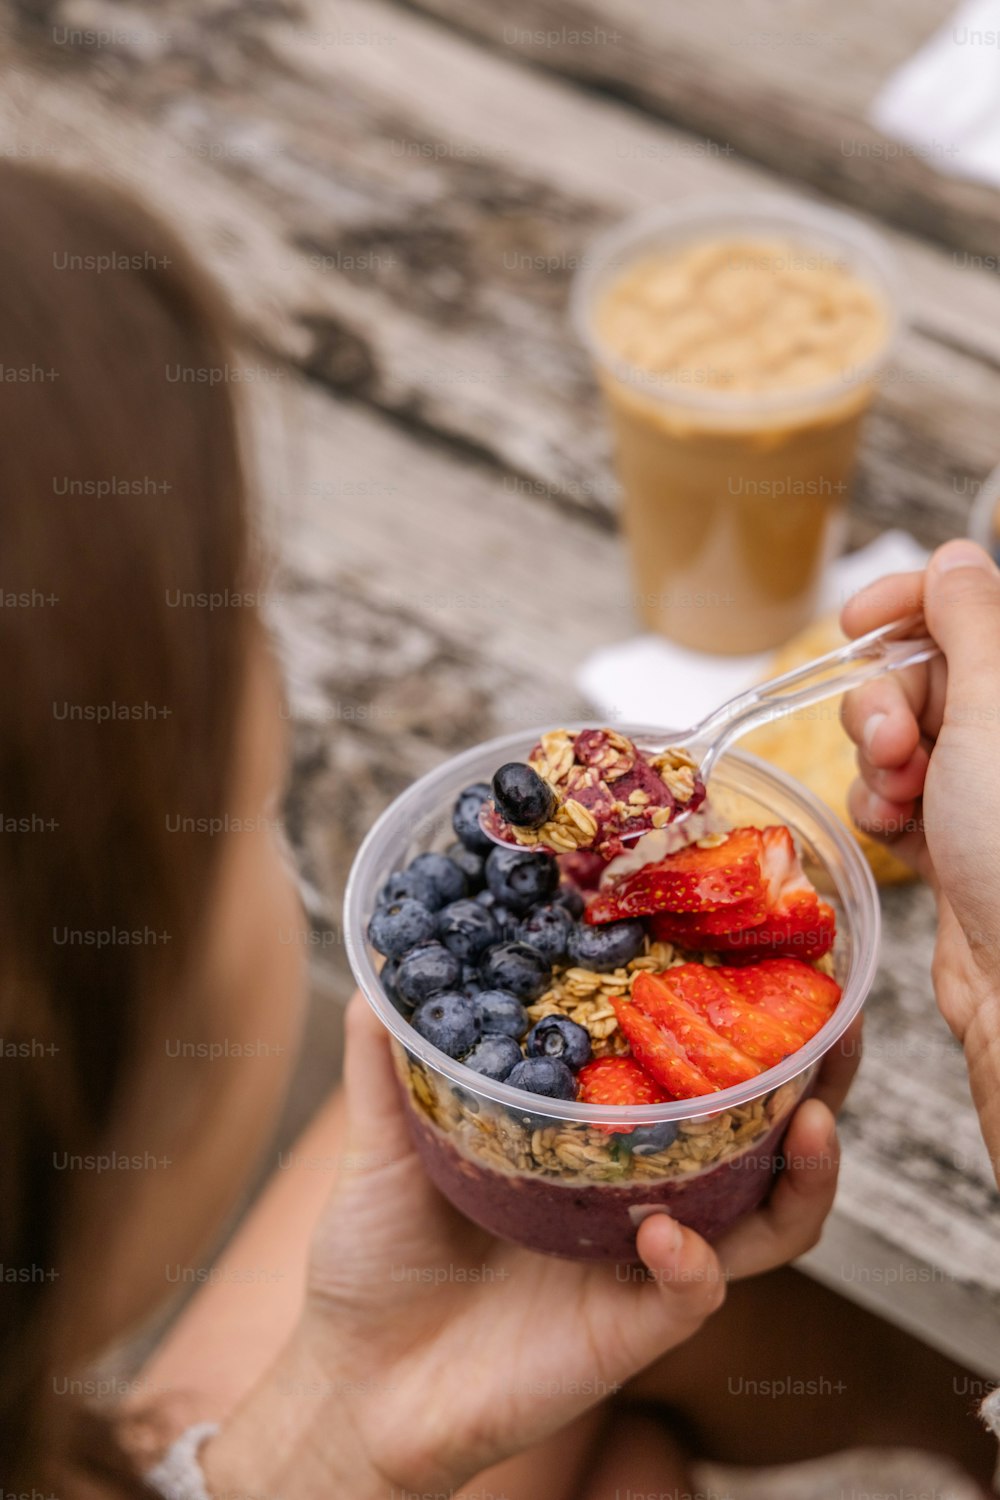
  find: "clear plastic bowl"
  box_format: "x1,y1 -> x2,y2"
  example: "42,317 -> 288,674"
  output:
345,726 -> 880,1262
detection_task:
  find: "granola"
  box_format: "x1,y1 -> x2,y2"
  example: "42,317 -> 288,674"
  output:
482,727 -> 706,860
395,1037 -> 810,1187
524,937 -> 676,1055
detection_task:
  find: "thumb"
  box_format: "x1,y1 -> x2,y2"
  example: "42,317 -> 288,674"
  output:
342,991 -> 415,1169
605,1217 -> 727,1366
923,540 -> 1000,717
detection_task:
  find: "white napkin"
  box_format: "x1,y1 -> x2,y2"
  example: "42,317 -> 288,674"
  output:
871,0 -> 1000,186
576,530 -> 930,727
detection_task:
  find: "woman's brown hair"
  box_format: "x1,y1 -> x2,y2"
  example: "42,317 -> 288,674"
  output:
0,164 -> 256,1492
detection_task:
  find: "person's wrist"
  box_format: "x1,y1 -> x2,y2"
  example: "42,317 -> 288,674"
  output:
199,1325 -> 393,1500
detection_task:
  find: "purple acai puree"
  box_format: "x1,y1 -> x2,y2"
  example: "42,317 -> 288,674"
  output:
405,1105 -> 796,1262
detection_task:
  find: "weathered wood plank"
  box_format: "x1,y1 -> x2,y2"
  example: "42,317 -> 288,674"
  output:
4,0 -> 1000,551
395,0 -> 1000,258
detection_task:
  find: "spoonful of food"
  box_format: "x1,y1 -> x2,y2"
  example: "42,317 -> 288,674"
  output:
479,613 -> 939,861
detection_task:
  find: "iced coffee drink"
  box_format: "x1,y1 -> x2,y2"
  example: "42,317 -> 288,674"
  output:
573,201 -> 897,654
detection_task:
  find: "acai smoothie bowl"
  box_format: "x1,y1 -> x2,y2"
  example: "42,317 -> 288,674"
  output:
344,724 -> 879,1262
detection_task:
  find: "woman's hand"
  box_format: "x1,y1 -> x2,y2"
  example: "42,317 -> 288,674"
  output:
840,538 -> 1000,1167
208,996 -> 854,1500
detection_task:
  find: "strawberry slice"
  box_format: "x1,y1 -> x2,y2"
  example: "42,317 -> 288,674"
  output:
664,962 -> 805,1069
648,827 -> 837,960
648,890 -> 768,940
576,1056 -> 669,1130
718,897 -> 837,960
610,996 -> 719,1099
585,827 -> 765,923
720,958 -> 841,1041
651,898 -> 835,958
631,971 -> 761,1089
729,826 -> 837,959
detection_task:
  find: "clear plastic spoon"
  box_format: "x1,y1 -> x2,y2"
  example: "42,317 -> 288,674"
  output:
481,613 -> 940,849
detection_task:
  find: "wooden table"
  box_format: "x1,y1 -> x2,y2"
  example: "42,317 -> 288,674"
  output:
8,0 -> 1000,1376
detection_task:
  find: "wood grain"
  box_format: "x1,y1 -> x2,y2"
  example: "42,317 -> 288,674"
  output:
6,0 -> 1000,547
397,0 -> 1000,258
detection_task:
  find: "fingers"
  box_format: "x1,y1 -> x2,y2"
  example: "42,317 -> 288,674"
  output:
811,1016 -> 862,1117
342,991 -> 414,1166
713,1098 -> 839,1281
840,674 -> 923,768
847,778 -> 932,881
923,541 -> 1000,722
840,569 -> 925,638
630,1216 -> 727,1332
857,741 -> 930,805
636,1216 -> 724,1302
574,1219 -> 726,1389
839,573 -> 944,859
846,774 -> 918,841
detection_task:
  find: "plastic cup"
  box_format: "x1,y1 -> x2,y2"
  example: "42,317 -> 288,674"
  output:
571,196 -> 902,655
345,725 -> 880,1262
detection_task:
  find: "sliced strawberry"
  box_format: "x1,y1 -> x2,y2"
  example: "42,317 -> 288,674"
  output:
610,996 -> 719,1099
631,971 -> 761,1089
648,826 -> 837,960
648,890 -> 768,941
585,827 -> 765,923
653,897 -> 836,959
717,897 -> 836,960
759,824 -> 800,894
665,962 -> 805,1069
720,958 -> 841,1043
576,1056 -> 669,1130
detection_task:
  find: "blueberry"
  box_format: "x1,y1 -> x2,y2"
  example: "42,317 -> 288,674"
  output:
526,1015 -> 592,1070
474,890 -> 517,937
475,988 -> 529,1039
379,867 -> 439,910
516,903 -> 573,965
506,1056 -> 576,1100
408,851 -> 468,908
380,958 -> 410,1013
436,899 -> 498,962
555,885 -> 585,919
492,762 -> 558,829
395,941 -> 463,1006
452,782 -> 494,854
410,992 -> 481,1059
461,964 -> 484,995
567,919 -> 645,973
446,840 -> 485,889
461,1033 -> 523,1081
479,941 -> 551,1000
381,956 -> 400,990
485,846 -> 559,913
368,898 -> 437,960
617,1121 -> 680,1157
